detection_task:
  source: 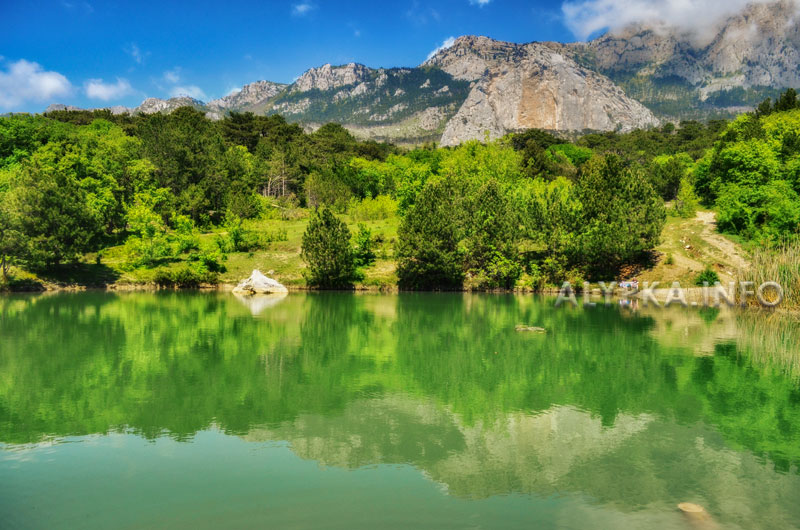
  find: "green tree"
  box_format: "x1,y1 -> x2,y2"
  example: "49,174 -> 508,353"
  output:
301,207 -> 357,288
8,147 -> 102,268
573,155 -> 666,276
122,188 -> 173,268
396,178 -> 464,290
463,179 -> 521,289
673,177 -> 699,218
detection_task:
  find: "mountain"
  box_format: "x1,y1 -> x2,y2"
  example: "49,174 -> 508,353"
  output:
40,2 -> 800,144
261,63 -> 471,144
137,96 -> 206,114
206,80 -> 287,118
423,36 -> 659,145
554,0 -> 800,118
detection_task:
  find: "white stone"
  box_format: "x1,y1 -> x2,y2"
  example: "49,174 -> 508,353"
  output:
233,270 -> 288,295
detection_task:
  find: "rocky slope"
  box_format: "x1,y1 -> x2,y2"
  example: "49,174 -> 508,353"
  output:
206,80 -> 287,116
423,36 -> 659,145
554,0 -> 800,117
137,96 -> 206,114
261,63 -> 471,143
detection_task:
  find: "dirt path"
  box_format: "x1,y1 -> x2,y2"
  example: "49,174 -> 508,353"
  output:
638,210 -> 750,285
694,211 -> 749,271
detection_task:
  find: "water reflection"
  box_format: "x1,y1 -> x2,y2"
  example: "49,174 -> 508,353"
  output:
1,292 -> 799,527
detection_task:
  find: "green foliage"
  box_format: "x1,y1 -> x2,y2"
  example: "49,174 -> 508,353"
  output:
463,179 -> 521,289
650,153 -> 691,200
301,207 -> 358,288
703,107 -> 800,242
695,267 -> 721,286
122,188 -> 173,268
305,170 -> 353,212
352,224 -> 377,268
172,214 -> 200,254
7,146 -> 104,268
348,194 -> 398,221
548,144 -> 593,167
397,178 -> 464,290
572,155 -> 666,275
673,177 -> 700,218
154,264 -> 219,288
218,214 -> 262,253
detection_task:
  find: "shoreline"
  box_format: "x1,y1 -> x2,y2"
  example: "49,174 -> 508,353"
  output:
2,281 -> 796,313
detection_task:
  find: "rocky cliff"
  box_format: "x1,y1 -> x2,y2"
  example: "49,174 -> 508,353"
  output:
206,80 -> 287,115
137,96 -> 206,115
424,36 -> 659,145
555,0 -> 800,117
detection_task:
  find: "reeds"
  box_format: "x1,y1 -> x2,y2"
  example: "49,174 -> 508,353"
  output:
739,242 -> 800,309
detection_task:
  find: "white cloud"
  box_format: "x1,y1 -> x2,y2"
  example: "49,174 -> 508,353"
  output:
226,87 -> 242,96
426,36 -> 457,61
169,85 -> 207,100
85,78 -> 133,101
469,0 -> 491,6
126,43 -> 144,64
163,68 -> 181,84
0,59 -> 72,109
562,0 -> 783,41
292,2 -> 315,16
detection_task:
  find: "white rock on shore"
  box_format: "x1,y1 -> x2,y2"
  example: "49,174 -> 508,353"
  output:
232,270 -> 288,295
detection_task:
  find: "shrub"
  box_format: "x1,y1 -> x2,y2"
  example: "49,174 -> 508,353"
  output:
301,207 -> 357,288
217,214 -> 262,253
673,177 -> 700,218
695,267 -> 721,286
352,224 -> 377,268
172,214 -> 200,254
153,264 -> 218,288
348,195 -> 398,221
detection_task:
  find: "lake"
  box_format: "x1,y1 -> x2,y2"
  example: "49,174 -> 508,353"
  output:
1,292 -> 798,529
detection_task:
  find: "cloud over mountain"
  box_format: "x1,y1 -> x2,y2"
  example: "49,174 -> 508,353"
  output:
85,78 -> 133,101
561,0 -> 790,41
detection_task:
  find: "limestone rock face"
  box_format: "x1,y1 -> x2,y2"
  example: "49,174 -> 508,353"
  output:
292,63 -> 371,93
557,0 -> 800,102
233,270 -> 288,295
426,36 -> 659,146
207,81 -> 287,112
136,96 -> 206,115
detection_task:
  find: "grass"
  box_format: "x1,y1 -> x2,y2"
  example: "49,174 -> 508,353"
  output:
636,210 -> 747,286
75,213 -> 401,290
738,242 -> 800,309
3,207 -> 753,292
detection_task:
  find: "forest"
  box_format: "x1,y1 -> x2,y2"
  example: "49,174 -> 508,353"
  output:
1,89 -> 799,292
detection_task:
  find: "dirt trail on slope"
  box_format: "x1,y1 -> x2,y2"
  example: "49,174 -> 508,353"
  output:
639,210 -> 750,285
694,211 -> 749,271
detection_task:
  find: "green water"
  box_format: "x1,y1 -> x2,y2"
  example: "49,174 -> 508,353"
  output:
1,292 -> 799,529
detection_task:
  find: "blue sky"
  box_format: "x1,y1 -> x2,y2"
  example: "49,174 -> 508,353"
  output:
0,0 -> 771,112
0,0 -> 578,111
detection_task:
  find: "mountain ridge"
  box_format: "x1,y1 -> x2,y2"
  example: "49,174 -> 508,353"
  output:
41,1 -> 800,144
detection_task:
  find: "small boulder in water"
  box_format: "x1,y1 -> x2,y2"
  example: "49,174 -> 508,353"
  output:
678,503 -> 718,528
515,325 -> 547,333
233,270 -> 288,295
